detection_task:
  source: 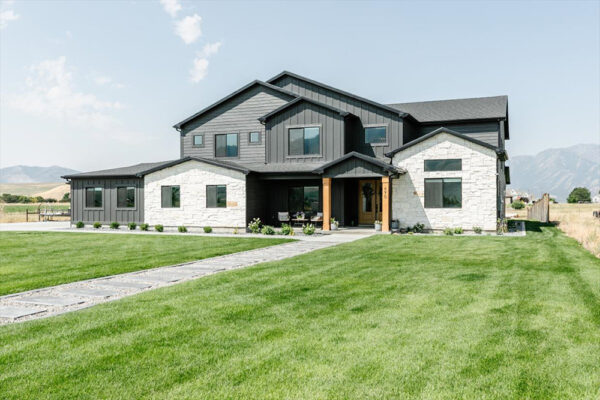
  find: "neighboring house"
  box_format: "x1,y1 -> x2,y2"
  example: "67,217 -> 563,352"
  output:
63,71 -> 510,232
592,194 -> 600,204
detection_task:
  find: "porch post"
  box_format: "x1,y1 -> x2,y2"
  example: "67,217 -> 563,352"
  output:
382,176 -> 390,232
322,177 -> 331,231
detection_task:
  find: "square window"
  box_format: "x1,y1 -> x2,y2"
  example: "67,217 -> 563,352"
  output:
207,185 -> 227,208
249,132 -> 261,144
161,185 -> 180,208
117,186 -> 135,208
288,127 -> 320,156
193,135 -> 204,147
85,187 -> 103,208
424,178 -> 462,208
215,133 -> 238,157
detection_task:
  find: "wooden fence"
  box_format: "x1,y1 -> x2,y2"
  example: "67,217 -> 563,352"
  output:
527,193 -> 550,223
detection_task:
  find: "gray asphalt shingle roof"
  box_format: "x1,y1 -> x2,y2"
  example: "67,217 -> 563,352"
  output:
387,95 -> 508,123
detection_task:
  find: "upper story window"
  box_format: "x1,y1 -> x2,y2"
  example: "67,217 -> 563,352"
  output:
424,178 -> 462,208
249,132 -> 261,144
117,186 -> 135,208
215,133 -> 238,157
206,185 -> 227,208
161,185 -> 180,208
85,187 -> 103,208
365,126 -> 387,144
193,134 -> 204,147
424,159 -> 462,172
288,127 -> 320,156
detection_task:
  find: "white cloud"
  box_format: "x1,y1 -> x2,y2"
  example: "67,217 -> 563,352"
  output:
201,41 -> 221,57
189,41 -> 221,83
160,0 -> 181,17
9,57 -> 123,129
175,14 -> 202,44
0,9 -> 19,29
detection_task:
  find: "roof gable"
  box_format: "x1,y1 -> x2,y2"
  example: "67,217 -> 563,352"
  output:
258,97 -> 350,123
313,151 -> 406,176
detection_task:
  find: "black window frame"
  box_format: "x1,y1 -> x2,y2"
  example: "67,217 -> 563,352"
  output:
116,186 -> 136,209
424,159 -> 462,172
206,185 -> 227,208
424,178 -> 462,208
161,185 -> 180,208
84,187 -> 103,209
287,126 -> 321,157
192,134 -> 204,148
215,133 -> 239,158
364,125 -> 388,145
248,131 -> 261,145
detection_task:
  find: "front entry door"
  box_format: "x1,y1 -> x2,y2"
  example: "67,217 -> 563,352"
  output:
358,179 -> 380,225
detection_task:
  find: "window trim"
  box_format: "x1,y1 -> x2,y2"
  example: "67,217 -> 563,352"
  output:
206,184 -> 227,208
363,124 -> 389,147
192,134 -> 204,148
285,124 -> 322,159
161,185 -> 181,209
248,131 -> 262,145
116,185 -> 137,210
214,133 -> 240,158
424,178 -> 462,209
84,186 -> 104,210
424,158 -> 462,172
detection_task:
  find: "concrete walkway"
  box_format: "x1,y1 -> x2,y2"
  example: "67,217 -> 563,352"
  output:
0,232 -> 372,325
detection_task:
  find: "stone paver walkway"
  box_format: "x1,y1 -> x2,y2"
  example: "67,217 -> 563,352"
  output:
0,233 -> 371,325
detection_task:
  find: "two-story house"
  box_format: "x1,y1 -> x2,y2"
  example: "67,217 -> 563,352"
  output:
63,71 -> 510,232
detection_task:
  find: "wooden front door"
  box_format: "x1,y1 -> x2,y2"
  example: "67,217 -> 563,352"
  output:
358,179 -> 380,225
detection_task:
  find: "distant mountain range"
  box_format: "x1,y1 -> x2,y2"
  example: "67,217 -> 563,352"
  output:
0,165 -> 79,183
508,144 -> 599,202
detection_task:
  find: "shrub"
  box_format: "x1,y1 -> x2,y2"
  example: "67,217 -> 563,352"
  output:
178,226 -> 187,233
412,223 -> 425,233
454,227 -> 463,235
280,223 -> 294,236
302,223 -> 315,235
128,222 -> 137,230
473,226 -> 482,234
140,223 -> 149,231
233,227 -> 239,234
261,225 -> 275,235
248,217 -> 261,234
75,221 -> 84,229
110,222 -> 120,229
155,224 -> 164,232
62,192 -> 70,202
203,226 -> 212,233
443,227 -> 454,236
93,222 -> 102,229
511,200 -> 525,210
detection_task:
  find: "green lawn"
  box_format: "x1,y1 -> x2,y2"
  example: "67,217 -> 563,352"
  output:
1,223 -> 599,399
1,203 -> 70,213
0,232 -> 291,296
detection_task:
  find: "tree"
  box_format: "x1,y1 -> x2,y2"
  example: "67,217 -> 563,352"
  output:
511,200 -> 525,210
567,187 -> 591,203
62,192 -> 70,202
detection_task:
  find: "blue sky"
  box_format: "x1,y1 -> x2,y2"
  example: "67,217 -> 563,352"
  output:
1,0 -> 598,171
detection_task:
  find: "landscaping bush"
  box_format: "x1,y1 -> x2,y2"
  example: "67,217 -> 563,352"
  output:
473,226 -> 482,234
280,223 -> 294,236
128,222 -> 137,230
203,226 -> 212,233
155,224 -> 164,232
443,227 -> 454,236
454,227 -> 463,235
93,222 -> 102,229
261,225 -> 275,235
248,217 -> 261,234
140,223 -> 149,231
178,226 -> 187,233
511,200 -> 525,210
110,222 -> 120,229
412,223 -> 425,233
302,223 -> 315,235
75,221 -> 84,229
232,227 -> 239,234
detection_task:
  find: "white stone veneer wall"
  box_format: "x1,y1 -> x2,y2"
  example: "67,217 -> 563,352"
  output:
391,132 -> 498,231
144,160 -> 246,228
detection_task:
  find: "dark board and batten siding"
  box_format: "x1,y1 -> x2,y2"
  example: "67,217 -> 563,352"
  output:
322,158 -> 388,178
266,102 -> 346,164
419,121 -> 500,148
71,178 -> 144,224
180,85 -> 290,164
271,75 -> 405,159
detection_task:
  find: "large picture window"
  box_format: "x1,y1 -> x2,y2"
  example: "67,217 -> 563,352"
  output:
206,185 -> 227,208
85,187 -> 103,208
288,127 -> 320,156
288,186 -> 319,214
365,126 -> 387,144
161,185 -> 180,208
424,178 -> 462,208
215,133 -> 238,157
117,186 -> 135,208
424,159 -> 462,171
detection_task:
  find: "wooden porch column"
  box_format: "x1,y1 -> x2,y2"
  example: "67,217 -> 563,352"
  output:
322,177 -> 332,231
382,176 -> 391,232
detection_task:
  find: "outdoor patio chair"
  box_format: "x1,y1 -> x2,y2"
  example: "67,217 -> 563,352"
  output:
310,212 -> 323,226
278,212 -> 290,225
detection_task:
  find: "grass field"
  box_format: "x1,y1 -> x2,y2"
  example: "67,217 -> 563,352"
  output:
0,182 -> 66,197
551,203 -> 600,257
0,203 -> 70,213
0,232 -> 291,296
1,223 -> 599,399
